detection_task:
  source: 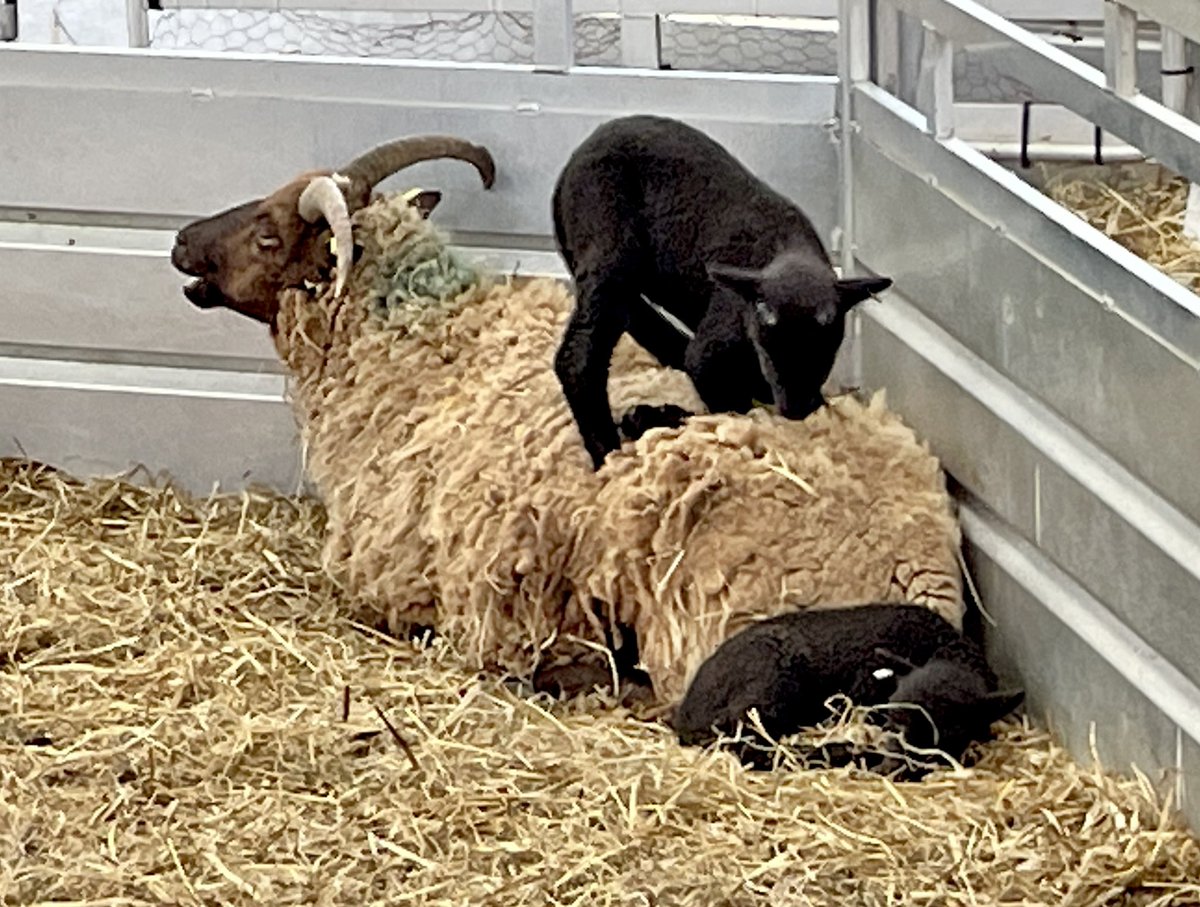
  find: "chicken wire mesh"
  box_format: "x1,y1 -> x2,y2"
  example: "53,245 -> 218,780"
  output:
143,8 -> 1091,103
145,10 -> 837,76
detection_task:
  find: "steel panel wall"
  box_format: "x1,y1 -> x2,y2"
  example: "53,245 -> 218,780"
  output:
858,296 -> 1200,687
0,357 -> 304,492
858,299 -> 1200,831
0,42 -> 839,492
850,87 -> 1200,529
0,46 -> 839,243
0,243 -> 281,369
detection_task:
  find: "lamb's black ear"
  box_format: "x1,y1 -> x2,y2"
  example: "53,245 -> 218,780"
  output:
873,646 -> 919,674
836,275 -> 893,310
980,688 -> 1025,723
707,262 -> 764,297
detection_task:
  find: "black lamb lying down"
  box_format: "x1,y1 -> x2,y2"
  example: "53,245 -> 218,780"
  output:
551,113 -> 892,469
673,603 -> 1024,778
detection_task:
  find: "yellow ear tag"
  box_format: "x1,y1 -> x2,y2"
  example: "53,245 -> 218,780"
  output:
329,236 -> 338,256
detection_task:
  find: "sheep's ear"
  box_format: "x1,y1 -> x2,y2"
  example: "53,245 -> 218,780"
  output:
979,688 -> 1025,723
411,190 -> 443,219
707,262 -> 764,297
836,275 -> 892,310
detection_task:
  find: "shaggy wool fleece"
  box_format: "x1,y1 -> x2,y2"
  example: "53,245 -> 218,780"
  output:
269,193 -> 963,704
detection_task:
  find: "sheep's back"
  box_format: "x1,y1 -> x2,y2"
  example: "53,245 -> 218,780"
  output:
269,194 -> 961,701
579,392 -> 963,703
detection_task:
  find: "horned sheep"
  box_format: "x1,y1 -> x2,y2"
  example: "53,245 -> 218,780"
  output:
170,134 -> 965,707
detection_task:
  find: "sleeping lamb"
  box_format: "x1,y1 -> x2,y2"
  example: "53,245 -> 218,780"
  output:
674,602 -> 1024,776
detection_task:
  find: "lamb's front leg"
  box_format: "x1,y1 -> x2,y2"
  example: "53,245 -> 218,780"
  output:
682,293 -> 772,416
554,282 -> 631,470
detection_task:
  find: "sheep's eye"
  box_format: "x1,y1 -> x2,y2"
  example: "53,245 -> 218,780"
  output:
256,234 -> 282,251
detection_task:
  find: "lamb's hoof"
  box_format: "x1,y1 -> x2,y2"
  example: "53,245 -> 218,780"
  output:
374,617 -> 438,646
618,404 -> 694,442
533,661 -> 616,699
532,660 -> 654,707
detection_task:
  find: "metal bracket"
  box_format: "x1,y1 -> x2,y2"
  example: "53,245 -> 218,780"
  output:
2,0 -> 17,42
532,0 -> 574,73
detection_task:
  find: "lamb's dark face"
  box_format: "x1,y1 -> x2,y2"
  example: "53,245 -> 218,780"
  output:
709,259 -> 892,419
880,660 -> 1024,763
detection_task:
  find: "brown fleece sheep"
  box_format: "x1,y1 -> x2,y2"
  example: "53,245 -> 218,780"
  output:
262,191 -> 963,704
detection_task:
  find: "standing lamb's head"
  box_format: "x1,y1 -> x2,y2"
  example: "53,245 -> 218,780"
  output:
707,252 -> 891,419
171,135 -> 496,325
873,654 -> 1024,768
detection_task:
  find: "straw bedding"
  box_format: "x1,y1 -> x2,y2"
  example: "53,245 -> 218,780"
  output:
273,193 -> 963,704
1041,162 -> 1200,292
2,458 -> 1200,906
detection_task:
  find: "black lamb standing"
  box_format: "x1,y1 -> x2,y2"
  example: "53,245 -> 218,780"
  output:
673,603 -> 1024,778
551,114 -> 892,469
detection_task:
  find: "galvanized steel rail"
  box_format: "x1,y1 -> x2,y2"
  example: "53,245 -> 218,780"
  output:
839,0 -> 1200,829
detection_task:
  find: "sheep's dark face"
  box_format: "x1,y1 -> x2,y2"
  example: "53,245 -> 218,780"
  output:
172,180 -> 445,327
171,135 -> 494,328
709,258 -> 892,420
171,181 -> 333,327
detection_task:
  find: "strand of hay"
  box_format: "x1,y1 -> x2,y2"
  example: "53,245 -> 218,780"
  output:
1041,162 -> 1200,291
2,458 -> 1199,905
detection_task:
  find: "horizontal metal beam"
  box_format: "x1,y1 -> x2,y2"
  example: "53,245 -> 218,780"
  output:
145,0 -> 1102,20
887,0 -> 1200,185
960,501 -> 1200,759
854,84 -> 1200,346
0,222 -> 568,370
0,355 -> 304,495
0,241 -> 280,368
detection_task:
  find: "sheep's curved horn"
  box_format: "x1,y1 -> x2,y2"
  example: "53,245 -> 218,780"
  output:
298,175 -> 354,297
339,135 -> 496,194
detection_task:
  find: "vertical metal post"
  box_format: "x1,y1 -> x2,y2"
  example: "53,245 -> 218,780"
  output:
838,0 -> 870,277
1,0 -> 17,41
915,27 -> 954,139
620,13 -> 661,69
1180,39 -> 1200,242
1161,27 -> 1187,113
532,0 -> 574,72
896,11 -> 924,108
872,0 -> 901,96
1187,39 -> 1200,123
1103,1 -> 1138,97
126,0 -> 150,47
836,0 -> 871,393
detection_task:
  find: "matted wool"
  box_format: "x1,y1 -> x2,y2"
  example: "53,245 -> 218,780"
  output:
269,193 -> 964,702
